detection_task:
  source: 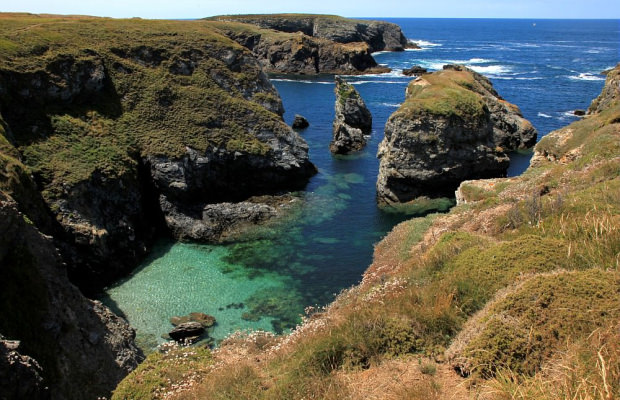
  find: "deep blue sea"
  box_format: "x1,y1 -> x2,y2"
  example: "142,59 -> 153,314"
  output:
102,19 -> 619,350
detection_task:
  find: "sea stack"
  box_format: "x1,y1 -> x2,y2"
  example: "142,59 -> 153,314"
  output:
376,65 -> 537,205
330,77 -> 373,154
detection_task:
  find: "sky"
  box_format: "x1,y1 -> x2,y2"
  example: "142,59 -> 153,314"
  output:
1,0 -> 619,19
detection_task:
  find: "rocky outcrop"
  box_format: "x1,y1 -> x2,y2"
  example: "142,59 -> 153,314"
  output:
160,194 -> 299,242
0,14 -> 316,292
210,14 -> 415,53
292,114 -> 309,130
377,65 -> 537,205
588,62 -> 620,114
208,22 -> 389,75
0,340 -> 47,400
330,77 -> 372,154
402,65 -> 428,76
0,193 -> 143,399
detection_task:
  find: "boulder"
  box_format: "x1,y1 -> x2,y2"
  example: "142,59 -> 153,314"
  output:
168,322 -> 205,342
377,66 -> 537,205
170,313 -> 216,328
292,114 -> 310,130
330,77 -> 372,154
573,109 -> 586,116
403,65 -> 428,76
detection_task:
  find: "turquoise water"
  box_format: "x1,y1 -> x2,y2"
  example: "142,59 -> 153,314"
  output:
102,19 -> 617,350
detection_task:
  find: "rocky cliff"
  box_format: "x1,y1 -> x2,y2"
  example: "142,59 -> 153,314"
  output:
210,14 -> 414,52
206,20 -> 390,75
0,14 -> 316,292
376,65 -> 537,205
330,77 -> 372,154
0,13 -> 318,398
0,193 -> 142,399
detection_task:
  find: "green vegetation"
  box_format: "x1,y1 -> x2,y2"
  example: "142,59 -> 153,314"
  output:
0,13 -> 289,201
397,70 -> 487,120
112,66 -> 620,399
112,342 -> 213,400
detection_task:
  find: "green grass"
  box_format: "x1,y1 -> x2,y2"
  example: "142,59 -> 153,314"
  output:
396,70 -> 487,121
0,13 -> 292,200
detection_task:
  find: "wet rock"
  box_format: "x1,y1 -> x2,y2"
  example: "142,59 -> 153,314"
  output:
330,77 -> 372,154
573,109 -> 586,116
292,114 -> 309,130
169,322 -> 205,342
403,65 -> 428,76
170,312 -> 216,328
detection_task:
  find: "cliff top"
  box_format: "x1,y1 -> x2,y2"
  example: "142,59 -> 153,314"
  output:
397,66 -> 489,120
0,12 -> 309,205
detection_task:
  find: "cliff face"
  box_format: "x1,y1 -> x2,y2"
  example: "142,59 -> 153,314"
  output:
207,20 -> 389,75
0,14 -> 315,292
210,14 -> 413,52
0,193 -> 142,399
587,62 -> 620,114
376,65 -> 537,205
330,77 -> 372,154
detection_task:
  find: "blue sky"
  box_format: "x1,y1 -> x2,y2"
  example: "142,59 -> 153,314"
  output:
2,0 -> 619,19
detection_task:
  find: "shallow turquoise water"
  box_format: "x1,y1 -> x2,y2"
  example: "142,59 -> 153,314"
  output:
102,18 -> 616,351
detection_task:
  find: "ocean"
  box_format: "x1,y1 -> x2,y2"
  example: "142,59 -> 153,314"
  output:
102,18 -> 619,350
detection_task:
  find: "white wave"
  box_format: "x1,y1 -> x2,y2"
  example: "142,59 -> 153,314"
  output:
351,80 -> 405,85
270,78 -> 332,84
409,39 -> 442,48
585,49 -> 601,54
491,76 -> 543,80
380,102 -> 402,108
371,50 -> 391,56
568,73 -> 605,81
469,65 -> 512,74
537,112 -> 553,118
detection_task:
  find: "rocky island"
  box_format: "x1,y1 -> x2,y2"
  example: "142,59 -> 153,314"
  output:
330,76 -> 372,154
376,64 -> 537,205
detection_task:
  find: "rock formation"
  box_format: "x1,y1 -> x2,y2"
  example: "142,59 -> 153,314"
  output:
0,194 -> 143,399
206,15 -> 416,75
210,14 -> 415,52
376,65 -> 537,205
0,14 -> 317,398
402,65 -> 428,76
330,77 -> 373,154
0,14 -> 316,293
588,62 -> 620,114
292,114 -> 309,130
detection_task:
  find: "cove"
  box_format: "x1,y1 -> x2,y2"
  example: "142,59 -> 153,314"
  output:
102,18 -> 615,351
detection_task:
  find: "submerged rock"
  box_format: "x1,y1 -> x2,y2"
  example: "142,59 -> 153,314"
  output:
292,114 -> 310,130
170,313 -> 216,328
330,77 -> 373,154
403,65 -> 428,76
377,65 -> 537,205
